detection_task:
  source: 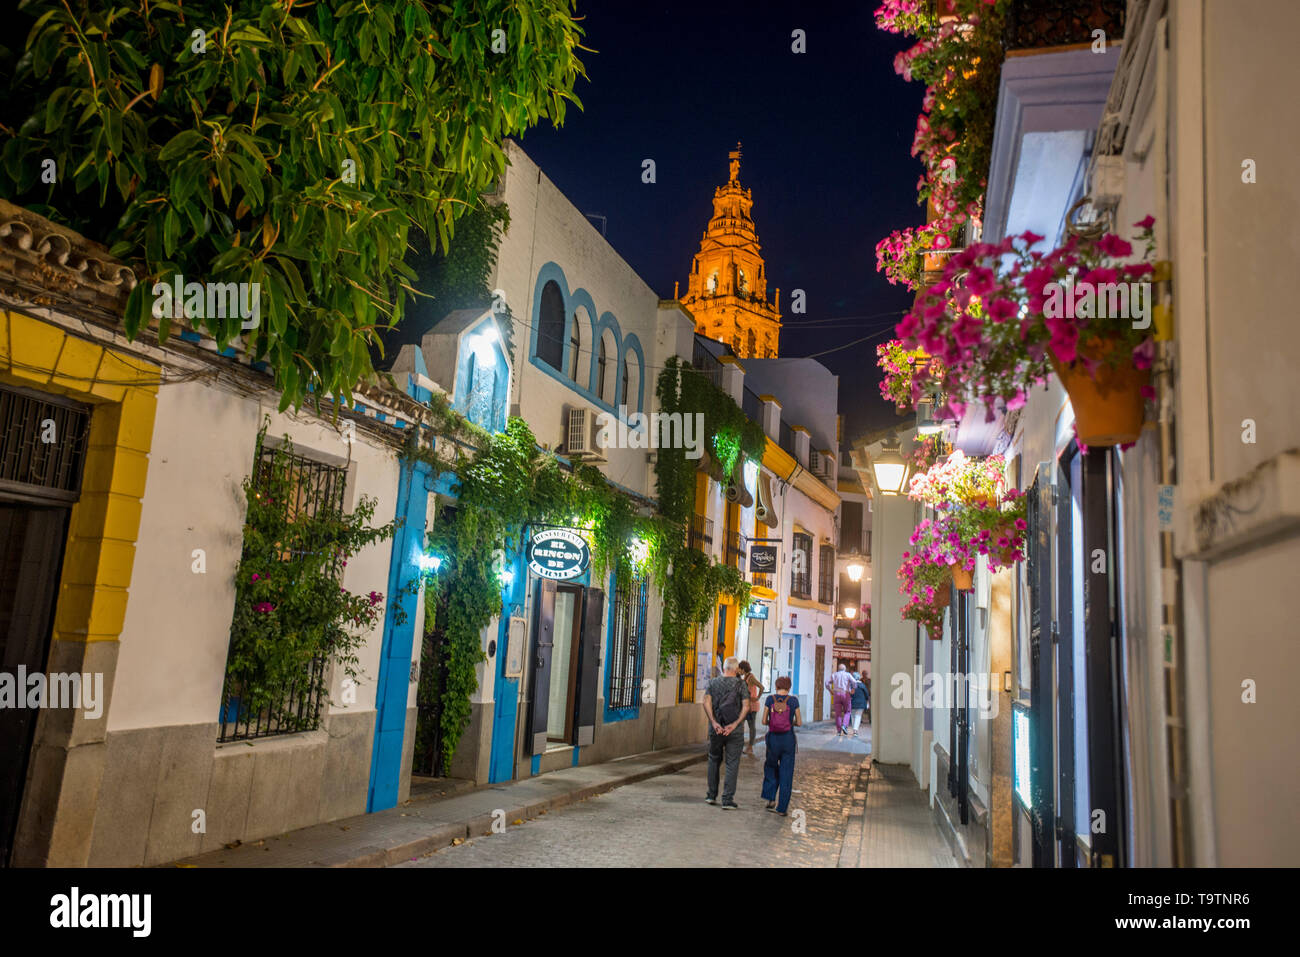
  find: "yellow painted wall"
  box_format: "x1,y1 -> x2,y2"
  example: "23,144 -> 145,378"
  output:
0,311 -> 158,644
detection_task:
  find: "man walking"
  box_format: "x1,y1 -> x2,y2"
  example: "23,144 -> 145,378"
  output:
826,663 -> 855,736
703,656 -> 750,809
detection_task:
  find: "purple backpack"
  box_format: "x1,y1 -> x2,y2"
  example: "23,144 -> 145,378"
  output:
769,694 -> 795,733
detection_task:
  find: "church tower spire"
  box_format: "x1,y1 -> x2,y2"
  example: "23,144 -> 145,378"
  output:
680,144 -> 782,358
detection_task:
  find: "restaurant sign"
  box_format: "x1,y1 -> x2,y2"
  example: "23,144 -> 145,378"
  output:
526,528 -> 591,581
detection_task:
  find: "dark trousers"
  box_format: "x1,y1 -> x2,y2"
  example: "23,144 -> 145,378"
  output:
744,711 -> 758,748
706,728 -> 744,803
761,731 -> 797,812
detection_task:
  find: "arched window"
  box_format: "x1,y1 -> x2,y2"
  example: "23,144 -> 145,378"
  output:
621,357 -> 630,406
738,269 -> 749,296
706,271 -> 718,295
597,336 -> 608,400
537,281 -> 565,371
569,316 -> 582,384
745,329 -> 756,356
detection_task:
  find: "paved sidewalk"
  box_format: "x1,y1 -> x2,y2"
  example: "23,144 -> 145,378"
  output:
840,761 -> 956,867
172,744 -> 706,868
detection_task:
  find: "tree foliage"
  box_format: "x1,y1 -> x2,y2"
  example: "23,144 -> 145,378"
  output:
0,0 -> 586,409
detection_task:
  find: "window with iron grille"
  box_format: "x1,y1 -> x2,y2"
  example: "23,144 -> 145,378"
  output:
218,443 -> 348,742
0,384 -> 91,504
677,627 -> 698,703
688,513 -> 713,552
818,544 -> 835,604
607,576 -> 648,711
791,532 -> 812,600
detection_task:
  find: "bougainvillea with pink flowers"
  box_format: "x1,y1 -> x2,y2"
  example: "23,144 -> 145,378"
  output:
895,218 -> 1158,422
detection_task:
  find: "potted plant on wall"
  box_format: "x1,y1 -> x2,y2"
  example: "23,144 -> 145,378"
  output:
898,514 -> 958,627
896,218 -> 1158,447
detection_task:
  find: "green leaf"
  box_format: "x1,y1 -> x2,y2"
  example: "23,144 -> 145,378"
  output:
158,129 -> 206,162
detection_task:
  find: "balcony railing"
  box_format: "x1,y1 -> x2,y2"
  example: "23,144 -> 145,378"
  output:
723,529 -> 745,569
688,514 -> 713,553
1001,0 -> 1126,52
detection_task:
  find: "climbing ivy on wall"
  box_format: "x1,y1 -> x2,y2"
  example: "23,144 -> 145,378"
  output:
420,418 -> 667,770
652,357 -> 763,667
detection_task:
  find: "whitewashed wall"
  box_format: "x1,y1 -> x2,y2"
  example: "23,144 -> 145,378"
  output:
111,378 -> 401,733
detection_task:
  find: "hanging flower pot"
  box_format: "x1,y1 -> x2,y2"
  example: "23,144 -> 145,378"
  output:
1051,338 -> 1149,448
934,583 -> 951,607
949,563 -> 973,591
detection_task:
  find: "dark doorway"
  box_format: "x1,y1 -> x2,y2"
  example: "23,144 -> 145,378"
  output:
0,505 -> 72,866
0,383 -> 90,867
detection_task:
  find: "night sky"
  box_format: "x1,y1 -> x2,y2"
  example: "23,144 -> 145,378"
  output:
515,0 -> 922,442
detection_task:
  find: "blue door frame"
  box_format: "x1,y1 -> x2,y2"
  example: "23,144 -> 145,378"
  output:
489,530 -> 595,782
488,548 -> 528,783
366,459 -> 433,812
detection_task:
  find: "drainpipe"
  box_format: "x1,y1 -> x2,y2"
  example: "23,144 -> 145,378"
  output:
1150,13 -> 1191,868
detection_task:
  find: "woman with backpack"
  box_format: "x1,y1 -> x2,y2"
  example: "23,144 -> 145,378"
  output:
738,660 -> 764,756
761,675 -> 800,815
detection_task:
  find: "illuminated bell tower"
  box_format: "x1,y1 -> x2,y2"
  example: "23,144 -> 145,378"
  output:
679,144 -> 782,358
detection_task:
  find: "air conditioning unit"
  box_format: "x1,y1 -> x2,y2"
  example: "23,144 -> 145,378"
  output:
809,450 -> 835,483
563,407 -> 606,462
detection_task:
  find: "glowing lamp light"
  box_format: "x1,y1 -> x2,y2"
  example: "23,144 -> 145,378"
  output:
871,441 -> 910,496
419,553 -> 442,573
843,607 -> 856,619
500,567 -> 515,588
629,536 -> 650,567
845,551 -> 866,583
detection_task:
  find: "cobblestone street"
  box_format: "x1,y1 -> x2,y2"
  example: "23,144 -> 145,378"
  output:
396,723 -> 951,868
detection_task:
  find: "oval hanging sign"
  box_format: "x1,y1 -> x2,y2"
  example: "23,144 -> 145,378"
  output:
526,528 -> 591,581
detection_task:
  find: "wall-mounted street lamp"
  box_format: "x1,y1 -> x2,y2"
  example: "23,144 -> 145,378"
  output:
845,547 -> 866,582
871,437 -> 910,496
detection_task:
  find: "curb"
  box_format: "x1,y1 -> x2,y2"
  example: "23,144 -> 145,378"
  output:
333,750 -> 708,867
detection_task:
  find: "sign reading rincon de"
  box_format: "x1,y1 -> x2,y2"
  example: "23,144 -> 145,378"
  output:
526,528 -> 591,581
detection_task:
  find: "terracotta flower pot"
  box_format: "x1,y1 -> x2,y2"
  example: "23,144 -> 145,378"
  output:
1051,339 -> 1149,448
934,584 -> 951,608
950,563 -> 973,591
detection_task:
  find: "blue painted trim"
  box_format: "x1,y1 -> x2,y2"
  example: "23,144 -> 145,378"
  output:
620,333 -> 647,416
572,747 -> 581,767
602,570 -> 639,723
791,633 -> 803,702
488,542 -> 528,783
530,754 -> 541,776
528,262 -> 644,417
366,458 -> 432,812
451,313 -> 509,433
